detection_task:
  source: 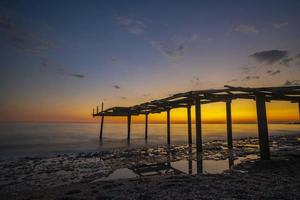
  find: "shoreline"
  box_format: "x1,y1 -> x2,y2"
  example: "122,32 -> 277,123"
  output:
0,134 -> 299,199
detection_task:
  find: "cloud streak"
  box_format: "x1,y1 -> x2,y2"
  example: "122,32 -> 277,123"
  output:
279,57 -> 293,67
234,24 -> 258,34
283,80 -> 300,86
40,58 -> 85,79
115,15 -> 146,35
0,14 -> 55,54
113,85 -> 120,89
266,70 -> 280,75
243,75 -> 260,81
272,22 -> 288,29
150,39 -> 185,59
250,50 -> 288,65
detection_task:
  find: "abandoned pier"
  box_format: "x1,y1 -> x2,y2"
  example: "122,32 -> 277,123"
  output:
93,85 -> 300,160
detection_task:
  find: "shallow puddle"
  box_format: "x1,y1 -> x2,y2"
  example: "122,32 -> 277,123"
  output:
97,153 -> 259,181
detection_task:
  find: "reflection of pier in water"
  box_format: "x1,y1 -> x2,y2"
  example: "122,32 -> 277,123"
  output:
130,149 -> 236,176
93,85 -> 300,160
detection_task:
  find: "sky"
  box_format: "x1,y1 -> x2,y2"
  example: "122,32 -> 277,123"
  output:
0,0 -> 300,123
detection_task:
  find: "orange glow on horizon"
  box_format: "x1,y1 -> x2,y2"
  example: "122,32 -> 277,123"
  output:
1,100 -> 299,124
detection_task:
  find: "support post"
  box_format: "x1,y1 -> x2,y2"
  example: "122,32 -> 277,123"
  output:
188,147 -> 193,175
167,109 -> 171,145
195,96 -> 202,152
255,93 -> 270,160
127,115 -> 131,141
187,105 -> 192,147
99,116 -> 104,141
196,151 -> 203,174
226,100 -> 233,149
298,101 -> 300,121
145,113 -> 148,140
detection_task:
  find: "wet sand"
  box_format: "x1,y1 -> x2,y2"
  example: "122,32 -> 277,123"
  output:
0,135 -> 299,199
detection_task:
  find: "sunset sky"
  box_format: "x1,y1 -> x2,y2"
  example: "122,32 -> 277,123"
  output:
0,0 -> 300,123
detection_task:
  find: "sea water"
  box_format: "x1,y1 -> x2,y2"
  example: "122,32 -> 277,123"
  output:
0,122 -> 299,159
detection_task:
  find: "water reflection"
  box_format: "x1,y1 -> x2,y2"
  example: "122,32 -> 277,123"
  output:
130,148 -> 237,178
98,148 -> 257,181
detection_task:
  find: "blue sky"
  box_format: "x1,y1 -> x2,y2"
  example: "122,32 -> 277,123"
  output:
0,0 -> 300,122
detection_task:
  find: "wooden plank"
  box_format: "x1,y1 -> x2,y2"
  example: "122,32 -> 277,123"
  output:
226,100 -> 233,149
255,93 -> 270,160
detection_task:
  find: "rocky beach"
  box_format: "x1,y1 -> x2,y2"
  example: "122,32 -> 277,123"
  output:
0,134 -> 299,200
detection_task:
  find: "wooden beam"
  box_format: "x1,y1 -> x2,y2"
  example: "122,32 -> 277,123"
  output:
99,116 -> 104,141
255,93 -> 270,160
127,115 -> 131,141
145,113 -> 148,140
167,109 -> 171,145
187,105 -> 192,147
195,96 -> 202,152
226,100 -> 233,149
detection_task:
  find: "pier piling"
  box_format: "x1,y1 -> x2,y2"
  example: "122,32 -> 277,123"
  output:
226,100 -> 233,149
187,105 -> 192,147
255,93 -> 270,160
298,101 -> 300,120
167,109 -> 171,145
127,115 -> 131,141
195,97 -> 202,153
93,86 -> 300,160
99,116 -> 104,141
145,113 -> 148,140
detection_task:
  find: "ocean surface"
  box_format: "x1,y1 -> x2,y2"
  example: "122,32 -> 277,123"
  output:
0,122 -> 299,159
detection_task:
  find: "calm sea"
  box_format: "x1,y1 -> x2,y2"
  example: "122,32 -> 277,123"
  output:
0,122 -> 299,159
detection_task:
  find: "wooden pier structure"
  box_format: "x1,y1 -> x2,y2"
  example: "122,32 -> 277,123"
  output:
93,85 -> 300,160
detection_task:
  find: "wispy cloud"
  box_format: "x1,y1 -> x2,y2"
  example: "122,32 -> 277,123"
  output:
226,79 -> 238,83
0,14 -> 55,54
250,50 -> 288,65
190,76 -> 202,87
111,57 -> 118,64
70,73 -> 85,78
283,80 -> 300,86
234,24 -> 258,34
115,15 -> 146,35
149,34 -> 202,60
243,75 -> 260,81
150,38 -> 185,59
272,22 -> 288,29
279,57 -> 293,67
113,85 -> 120,89
266,70 -> 280,75
41,58 -> 85,79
